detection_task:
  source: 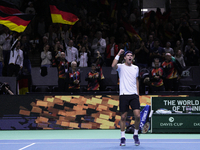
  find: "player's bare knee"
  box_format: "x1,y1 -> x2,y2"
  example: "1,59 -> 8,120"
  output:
121,115 -> 126,121
135,115 -> 140,122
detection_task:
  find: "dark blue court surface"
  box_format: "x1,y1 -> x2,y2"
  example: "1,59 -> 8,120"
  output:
0,139 -> 200,150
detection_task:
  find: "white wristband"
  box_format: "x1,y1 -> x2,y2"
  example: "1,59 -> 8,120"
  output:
115,55 -> 120,60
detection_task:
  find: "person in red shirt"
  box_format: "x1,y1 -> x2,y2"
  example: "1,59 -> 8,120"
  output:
106,37 -> 118,66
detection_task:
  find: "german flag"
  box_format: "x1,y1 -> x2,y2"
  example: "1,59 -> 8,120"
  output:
18,78 -> 29,95
0,11 -> 33,33
0,0 -> 21,14
49,4 -> 79,25
123,21 -> 142,40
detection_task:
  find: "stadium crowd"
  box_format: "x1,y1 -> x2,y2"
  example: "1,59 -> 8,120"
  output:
0,0 -> 200,94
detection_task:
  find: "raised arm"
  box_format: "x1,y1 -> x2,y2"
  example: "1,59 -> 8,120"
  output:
111,49 -> 124,69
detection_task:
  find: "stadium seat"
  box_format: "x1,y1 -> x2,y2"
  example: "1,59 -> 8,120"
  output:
34,86 -> 51,92
195,85 -> 200,91
178,86 -> 191,91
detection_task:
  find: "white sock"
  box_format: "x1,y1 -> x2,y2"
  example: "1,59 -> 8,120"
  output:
134,129 -> 138,135
121,131 -> 125,138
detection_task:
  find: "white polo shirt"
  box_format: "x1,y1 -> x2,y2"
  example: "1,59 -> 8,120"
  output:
117,63 -> 139,95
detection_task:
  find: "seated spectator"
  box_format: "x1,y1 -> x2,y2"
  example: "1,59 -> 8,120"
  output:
85,63 -> 101,91
135,40 -> 149,68
55,52 -> 69,92
149,58 -> 165,92
106,37 -> 118,67
67,61 -> 81,92
7,41 -> 23,77
164,42 -> 174,56
175,50 -> 186,68
41,44 -> 52,68
79,46 -> 88,67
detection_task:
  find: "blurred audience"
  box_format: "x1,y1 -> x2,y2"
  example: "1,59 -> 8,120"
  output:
106,36 -> 118,66
0,45 -> 3,76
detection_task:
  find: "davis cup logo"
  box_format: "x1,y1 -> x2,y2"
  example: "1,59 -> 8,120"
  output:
169,117 -> 174,122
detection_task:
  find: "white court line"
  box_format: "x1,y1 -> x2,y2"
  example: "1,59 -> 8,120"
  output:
0,142 -> 199,145
18,143 -> 35,150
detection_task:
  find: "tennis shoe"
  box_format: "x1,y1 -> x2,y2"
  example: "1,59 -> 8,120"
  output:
120,137 -> 126,146
133,135 -> 140,146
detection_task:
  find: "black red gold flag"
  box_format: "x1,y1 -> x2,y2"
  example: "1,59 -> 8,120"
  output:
0,0 -> 21,14
0,11 -> 33,33
49,4 -> 79,25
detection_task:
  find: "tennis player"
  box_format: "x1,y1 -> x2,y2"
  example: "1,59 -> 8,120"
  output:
112,49 -> 140,146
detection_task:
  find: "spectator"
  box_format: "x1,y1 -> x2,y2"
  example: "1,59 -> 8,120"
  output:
106,37 -> 118,66
41,44 -> 52,68
39,36 -> 49,53
67,61 -> 81,92
184,38 -> 193,53
123,34 -> 131,52
7,41 -> 23,77
65,40 -> 79,66
150,39 -> 165,67
162,53 -> 181,91
149,58 -> 165,92
135,40 -> 149,68
174,38 -> 184,55
45,25 -> 57,47
61,24 -> 72,45
20,35 -> 31,75
0,45 -> 3,76
81,35 -> 92,65
185,47 -> 199,66
175,50 -> 186,68
85,63 -> 101,91
37,17 -> 46,39
177,19 -> 193,43
146,34 -> 154,50
0,27 -> 12,75
55,52 -> 69,92
79,46 -> 88,67
54,40 -> 64,55
25,2 -> 35,14
91,31 -> 106,59
164,42 -> 174,56
94,51 -> 105,90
